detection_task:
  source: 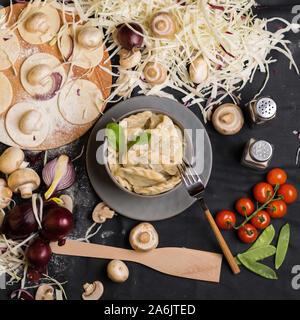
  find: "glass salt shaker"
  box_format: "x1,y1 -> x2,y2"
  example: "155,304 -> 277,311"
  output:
241,138 -> 274,170
248,97 -> 277,125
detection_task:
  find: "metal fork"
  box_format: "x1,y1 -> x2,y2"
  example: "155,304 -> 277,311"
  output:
178,159 -> 240,275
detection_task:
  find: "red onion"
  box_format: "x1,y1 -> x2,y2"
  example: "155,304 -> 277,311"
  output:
41,205 -> 74,241
220,44 -> 235,58
10,289 -> 34,300
116,23 -> 144,50
65,35 -> 74,61
34,72 -> 63,101
208,3 -> 225,11
26,238 -> 52,269
1,202 -> 38,240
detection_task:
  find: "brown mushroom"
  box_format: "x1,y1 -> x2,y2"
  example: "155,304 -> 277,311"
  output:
144,62 -> 167,85
129,222 -> 159,252
35,284 -> 55,300
212,103 -> 244,135
8,168 -> 41,199
107,260 -> 129,283
189,56 -> 208,84
0,179 -> 12,209
92,202 -> 115,224
119,48 -> 141,69
25,12 -> 49,34
0,147 -> 25,175
77,26 -> 102,49
150,12 -> 176,39
59,194 -> 73,213
82,281 -> 104,300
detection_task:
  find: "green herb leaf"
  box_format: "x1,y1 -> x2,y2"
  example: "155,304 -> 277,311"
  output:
275,223 -> 290,270
127,132 -> 152,150
106,123 -> 126,153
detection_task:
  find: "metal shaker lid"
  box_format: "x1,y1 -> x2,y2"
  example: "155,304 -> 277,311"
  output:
255,97 -> 277,119
250,140 -> 273,162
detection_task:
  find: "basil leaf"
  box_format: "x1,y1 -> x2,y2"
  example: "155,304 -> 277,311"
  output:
128,132 -> 151,150
106,123 -> 126,153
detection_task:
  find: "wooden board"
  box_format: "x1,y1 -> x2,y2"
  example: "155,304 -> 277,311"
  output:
0,3 -> 112,151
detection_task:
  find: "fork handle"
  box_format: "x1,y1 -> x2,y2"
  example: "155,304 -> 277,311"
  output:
203,208 -> 240,275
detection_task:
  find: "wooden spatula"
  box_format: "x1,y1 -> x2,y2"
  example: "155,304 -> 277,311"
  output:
50,240 -> 222,283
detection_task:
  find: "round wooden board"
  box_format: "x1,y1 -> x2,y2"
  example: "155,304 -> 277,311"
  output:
0,3 -> 112,151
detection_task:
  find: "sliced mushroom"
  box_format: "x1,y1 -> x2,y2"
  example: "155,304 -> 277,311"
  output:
144,62 -> 167,85
27,64 -> 52,86
19,110 -> 43,135
25,12 -> 49,34
119,48 -> 141,69
0,179 -> 12,209
150,12 -> 176,39
129,222 -> 159,252
8,168 -> 41,199
35,284 -> 55,300
107,260 -> 129,283
59,194 -> 73,213
189,56 -> 208,84
0,147 -> 25,175
82,281 -> 104,300
92,202 -> 115,224
77,26 -> 102,49
212,103 -> 244,135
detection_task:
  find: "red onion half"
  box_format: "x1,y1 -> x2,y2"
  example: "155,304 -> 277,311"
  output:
10,289 -> 35,300
116,23 -> 144,50
34,72 -> 63,101
26,237 -> 52,269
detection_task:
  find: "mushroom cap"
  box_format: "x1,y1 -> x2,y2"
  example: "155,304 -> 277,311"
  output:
212,103 -> 244,135
107,260 -> 129,283
82,281 -> 104,300
27,64 -> 52,86
189,56 -> 208,84
144,62 -> 167,85
119,48 -> 141,69
8,168 -> 41,199
59,194 -> 73,213
77,26 -> 102,49
129,222 -> 159,252
19,110 -> 43,135
92,202 -> 115,224
25,12 -> 49,34
35,284 -> 55,300
150,12 -> 176,39
0,147 -> 25,175
0,178 -> 12,209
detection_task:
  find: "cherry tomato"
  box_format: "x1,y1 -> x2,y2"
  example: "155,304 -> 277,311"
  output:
253,182 -> 274,203
235,198 -> 255,216
250,210 -> 270,229
237,224 -> 258,243
215,210 -> 236,230
277,184 -> 298,204
266,168 -> 287,186
267,200 -> 287,218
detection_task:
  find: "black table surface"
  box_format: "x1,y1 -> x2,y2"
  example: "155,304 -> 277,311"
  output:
1,0 -> 300,300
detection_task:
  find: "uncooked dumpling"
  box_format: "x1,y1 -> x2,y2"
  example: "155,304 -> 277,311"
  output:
5,102 -> 49,148
59,24 -> 104,69
58,79 -> 104,125
20,53 -> 66,99
0,30 -> 20,70
17,3 -> 60,45
0,73 -> 13,115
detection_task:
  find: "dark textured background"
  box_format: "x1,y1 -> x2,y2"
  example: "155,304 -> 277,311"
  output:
1,0 -> 300,300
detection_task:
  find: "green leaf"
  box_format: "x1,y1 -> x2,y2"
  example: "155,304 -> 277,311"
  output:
127,132 -> 151,150
275,223 -> 290,270
106,123 -> 126,153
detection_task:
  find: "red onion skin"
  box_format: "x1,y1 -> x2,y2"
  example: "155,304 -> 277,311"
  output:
41,205 -> 74,241
117,23 -> 143,50
10,289 -> 35,301
34,72 -> 63,101
1,202 -> 38,240
26,238 -> 52,269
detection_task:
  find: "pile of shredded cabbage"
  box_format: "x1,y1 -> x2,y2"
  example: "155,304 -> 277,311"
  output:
51,0 -> 299,122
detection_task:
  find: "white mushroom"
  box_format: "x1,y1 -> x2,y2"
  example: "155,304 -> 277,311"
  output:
19,110 -> 43,135
58,194 -> 73,213
77,26 -> 102,49
129,222 -> 159,252
0,179 -> 12,209
27,64 -> 52,86
189,56 -> 209,84
25,12 -> 49,34
8,168 -> 41,199
212,103 -> 244,135
119,48 -> 141,69
150,12 -> 176,39
92,202 -> 115,224
82,281 -> 104,300
107,260 -> 129,283
144,62 -> 167,85
35,284 -> 55,300
0,147 -> 25,175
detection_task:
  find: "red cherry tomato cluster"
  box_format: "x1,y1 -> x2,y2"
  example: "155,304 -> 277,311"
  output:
215,168 -> 297,243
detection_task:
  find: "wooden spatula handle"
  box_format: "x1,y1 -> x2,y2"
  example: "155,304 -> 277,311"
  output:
204,209 -> 240,275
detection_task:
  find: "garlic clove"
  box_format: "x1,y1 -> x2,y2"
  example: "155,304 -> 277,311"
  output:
189,57 -> 209,84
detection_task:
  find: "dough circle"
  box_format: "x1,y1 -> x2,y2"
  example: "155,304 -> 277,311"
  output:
0,30 -> 20,70
20,52 -> 66,98
5,102 -> 49,148
17,4 -> 60,45
58,79 -> 104,125
0,72 -> 13,115
60,25 -> 104,69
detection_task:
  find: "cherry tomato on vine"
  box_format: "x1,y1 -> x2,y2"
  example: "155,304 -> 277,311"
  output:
237,224 -> 258,243
277,184 -> 298,204
266,168 -> 287,186
250,210 -> 270,229
215,210 -> 236,230
267,200 -> 287,218
253,182 -> 274,203
235,198 -> 255,216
